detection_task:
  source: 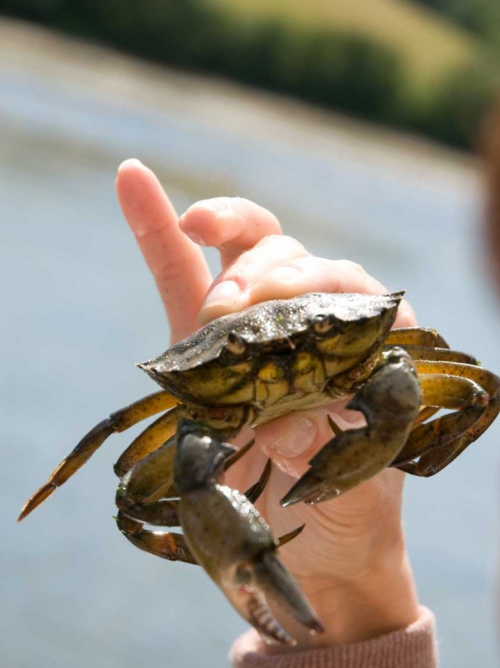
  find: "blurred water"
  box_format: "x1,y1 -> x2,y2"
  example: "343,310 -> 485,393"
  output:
2,22 -> 500,668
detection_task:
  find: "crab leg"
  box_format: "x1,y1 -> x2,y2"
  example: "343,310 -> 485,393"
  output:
275,524 -> 305,548
116,511 -> 197,565
223,437 -> 256,470
116,448 -> 273,564
118,441 -> 270,521
382,332 -> 458,438
244,459 -> 272,504
387,345 -> 478,365
114,405 -> 188,477
116,433 -> 258,514
392,361 -> 500,476
412,406 -> 440,427
117,435 -> 178,506
116,432 -> 259,533
18,390 -> 179,521
391,375 -> 487,467
385,327 -> 450,348
384,345 -> 479,431
174,421 -> 323,645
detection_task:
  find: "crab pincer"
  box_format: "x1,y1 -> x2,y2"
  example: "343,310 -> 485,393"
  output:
174,420 -> 324,645
281,349 -> 422,507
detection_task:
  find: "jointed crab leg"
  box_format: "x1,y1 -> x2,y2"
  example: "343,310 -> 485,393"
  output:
418,372 -> 488,408
385,327 -> 450,348
392,361 -> 500,476
386,340 -> 480,434
116,446 -> 275,566
117,436 -> 178,506
388,345 -> 479,365
114,405 -> 187,477
391,377 -> 487,468
412,406 -> 440,427
116,511 -> 197,565
275,524 -> 305,548
173,421 -> 322,645
116,509 -> 303,569
118,438 -> 264,521
116,432 -> 258,511
18,390 -> 179,521
244,459 -> 272,504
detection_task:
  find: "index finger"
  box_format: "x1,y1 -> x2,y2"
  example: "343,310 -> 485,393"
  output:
116,160 -> 212,342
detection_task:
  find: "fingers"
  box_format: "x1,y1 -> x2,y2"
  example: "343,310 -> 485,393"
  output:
119,173 -> 416,342
179,197 -> 282,269
200,244 -> 416,327
116,160 -> 212,343
394,300 -> 416,329
250,257 -> 387,302
200,235 -> 310,323
250,257 -> 415,327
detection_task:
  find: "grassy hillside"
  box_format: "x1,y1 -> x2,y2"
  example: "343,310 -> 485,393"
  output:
3,0 -> 496,148
206,0 -> 478,90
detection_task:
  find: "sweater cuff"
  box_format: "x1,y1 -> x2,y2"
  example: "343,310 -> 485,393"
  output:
230,606 -> 437,668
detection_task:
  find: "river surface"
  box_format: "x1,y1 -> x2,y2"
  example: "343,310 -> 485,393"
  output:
2,18 -> 500,668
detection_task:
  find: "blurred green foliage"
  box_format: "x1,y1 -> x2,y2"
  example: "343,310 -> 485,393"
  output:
2,0 -> 499,150
414,0 -> 500,39
412,58 -> 500,148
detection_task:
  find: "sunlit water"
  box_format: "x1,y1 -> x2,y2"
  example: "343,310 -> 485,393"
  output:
2,20 -> 500,668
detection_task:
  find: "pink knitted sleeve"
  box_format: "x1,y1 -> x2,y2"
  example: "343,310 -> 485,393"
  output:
230,606 -> 437,668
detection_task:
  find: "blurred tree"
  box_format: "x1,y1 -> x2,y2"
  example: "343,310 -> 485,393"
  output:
1,0 -> 498,149
2,0 -> 61,21
411,57 -> 500,147
413,0 -> 500,39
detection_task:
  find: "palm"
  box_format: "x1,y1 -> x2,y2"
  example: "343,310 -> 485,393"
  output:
224,414 -> 405,583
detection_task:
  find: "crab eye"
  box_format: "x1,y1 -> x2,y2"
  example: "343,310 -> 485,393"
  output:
224,332 -> 248,358
311,314 -> 338,337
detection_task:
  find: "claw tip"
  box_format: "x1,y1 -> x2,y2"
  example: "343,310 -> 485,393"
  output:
309,619 -> 325,635
17,482 -> 57,523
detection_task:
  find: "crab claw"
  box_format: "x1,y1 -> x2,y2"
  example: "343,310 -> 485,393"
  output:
281,349 -> 422,507
175,420 -> 323,644
230,552 -> 324,645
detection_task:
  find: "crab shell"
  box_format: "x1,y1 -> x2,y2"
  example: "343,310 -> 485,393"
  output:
138,292 -> 404,419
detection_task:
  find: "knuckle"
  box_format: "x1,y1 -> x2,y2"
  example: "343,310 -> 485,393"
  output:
338,259 -> 367,277
151,255 -> 193,283
256,235 -> 308,256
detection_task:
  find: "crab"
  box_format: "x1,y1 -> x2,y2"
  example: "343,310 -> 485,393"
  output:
18,291 -> 500,641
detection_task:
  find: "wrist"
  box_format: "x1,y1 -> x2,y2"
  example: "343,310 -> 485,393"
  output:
270,533 -> 419,652
305,547 -> 419,647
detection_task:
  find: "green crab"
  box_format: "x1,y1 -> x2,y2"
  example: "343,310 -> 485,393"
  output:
18,291 -> 500,643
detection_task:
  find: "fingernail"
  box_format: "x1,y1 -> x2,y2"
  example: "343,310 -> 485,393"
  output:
118,158 -> 143,172
203,280 -> 242,309
190,198 -> 228,214
271,418 -> 318,458
180,222 -> 205,246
